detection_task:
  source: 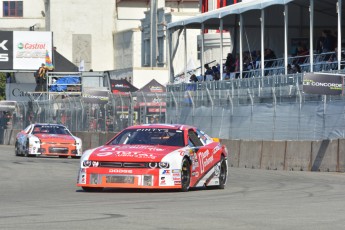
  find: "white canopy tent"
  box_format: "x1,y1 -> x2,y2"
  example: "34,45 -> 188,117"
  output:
167,0 -> 344,83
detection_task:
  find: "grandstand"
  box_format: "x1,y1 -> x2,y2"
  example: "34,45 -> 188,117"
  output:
167,0 -> 344,82
161,0 -> 345,141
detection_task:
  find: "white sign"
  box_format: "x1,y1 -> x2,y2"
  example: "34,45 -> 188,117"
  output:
13,31 -> 53,70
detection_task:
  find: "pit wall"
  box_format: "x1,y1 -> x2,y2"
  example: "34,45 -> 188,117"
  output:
5,130 -> 345,172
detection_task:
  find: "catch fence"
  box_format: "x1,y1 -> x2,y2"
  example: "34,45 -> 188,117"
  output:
4,71 -> 345,141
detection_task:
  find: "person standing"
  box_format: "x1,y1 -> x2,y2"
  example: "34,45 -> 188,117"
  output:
203,64 -> 214,81
35,63 -> 48,92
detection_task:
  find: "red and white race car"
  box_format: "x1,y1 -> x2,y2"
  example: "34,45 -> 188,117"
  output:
77,124 -> 228,192
15,123 -> 82,158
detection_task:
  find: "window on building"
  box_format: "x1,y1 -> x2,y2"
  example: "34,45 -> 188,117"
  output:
3,1 -> 23,17
157,36 -> 164,65
143,39 -> 150,66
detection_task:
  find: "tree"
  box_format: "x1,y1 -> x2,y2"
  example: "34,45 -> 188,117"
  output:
0,73 -> 6,100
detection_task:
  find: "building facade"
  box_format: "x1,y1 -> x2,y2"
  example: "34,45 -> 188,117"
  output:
1,0 -> 202,88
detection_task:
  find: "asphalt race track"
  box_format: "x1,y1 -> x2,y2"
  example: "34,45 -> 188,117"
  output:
1,145 -> 345,230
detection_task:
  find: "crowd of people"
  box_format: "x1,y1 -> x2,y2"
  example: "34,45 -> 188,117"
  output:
189,48 -> 279,82
189,29 -> 342,83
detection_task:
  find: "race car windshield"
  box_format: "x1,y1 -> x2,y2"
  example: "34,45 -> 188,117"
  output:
109,128 -> 184,147
32,125 -> 70,135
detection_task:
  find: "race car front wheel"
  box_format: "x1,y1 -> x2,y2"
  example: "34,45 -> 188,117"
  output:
24,142 -> 30,157
15,142 -> 20,156
180,158 -> 191,192
217,156 -> 227,189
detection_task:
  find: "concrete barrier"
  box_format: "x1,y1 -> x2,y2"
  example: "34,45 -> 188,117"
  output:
285,141 -> 312,171
106,133 -> 117,142
339,139 -> 345,172
220,139 -> 240,167
75,132 -> 92,151
3,128 -> 345,172
239,140 -> 262,169
3,129 -> 18,146
261,141 -> 286,170
311,139 -> 338,172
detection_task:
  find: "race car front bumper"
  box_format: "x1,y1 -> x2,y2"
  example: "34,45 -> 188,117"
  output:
77,167 -> 182,189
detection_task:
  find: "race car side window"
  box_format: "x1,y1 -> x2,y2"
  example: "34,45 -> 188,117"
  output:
196,129 -> 212,145
188,130 -> 203,147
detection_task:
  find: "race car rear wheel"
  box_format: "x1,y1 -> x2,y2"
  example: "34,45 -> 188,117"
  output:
82,187 -> 104,192
217,156 -> 227,189
180,158 -> 191,192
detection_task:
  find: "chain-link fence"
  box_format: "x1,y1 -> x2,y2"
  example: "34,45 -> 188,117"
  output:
4,70 -> 345,141
7,91 -> 167,134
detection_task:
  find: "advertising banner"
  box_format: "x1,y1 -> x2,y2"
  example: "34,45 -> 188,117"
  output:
0,101 -> 16,111
0,31 -> 53,70
6,83 -> 37,102
303,73 -> 343,95
0,31 -> 13,70
110,79 -> 138,94
82,88 -> 109,104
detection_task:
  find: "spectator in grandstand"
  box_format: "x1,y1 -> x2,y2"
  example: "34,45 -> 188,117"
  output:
234,53 -> 240,78
254,50 -> 261,69
225,53 -> 236,79
316,33 -> 325,54
212,65 -> 220,81
321,30 -> 336,53
264,48 -> 276,68
189,74 -> 198,82
328,46 -> 345,69
293,64 -> 302,73
295,43 -> 309,64
243,53 -> 255,72
204,64 -> 214,81
296,43 -> 309,56
287,64 -> 294,74
249,51 -> 258,69
196,75 -> 204,82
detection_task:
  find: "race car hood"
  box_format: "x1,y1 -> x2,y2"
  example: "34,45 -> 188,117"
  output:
87,144 -> 183,162
34,134 -> 76,143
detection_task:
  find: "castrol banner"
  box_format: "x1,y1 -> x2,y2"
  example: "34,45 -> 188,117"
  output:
0,31 -> 53,70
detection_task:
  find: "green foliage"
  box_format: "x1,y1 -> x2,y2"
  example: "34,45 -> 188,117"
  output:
0,73 -> 6,100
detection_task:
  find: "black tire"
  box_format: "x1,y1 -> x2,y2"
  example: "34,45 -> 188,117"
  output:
180,158 -> 191,192
15,142 -> 20,156
82,187 -> 104,192
24,142 -> 30,157
217,157 -> 227,189
71,156 -> 81,159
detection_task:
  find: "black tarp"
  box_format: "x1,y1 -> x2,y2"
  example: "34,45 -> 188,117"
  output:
52,50 -> 78,72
